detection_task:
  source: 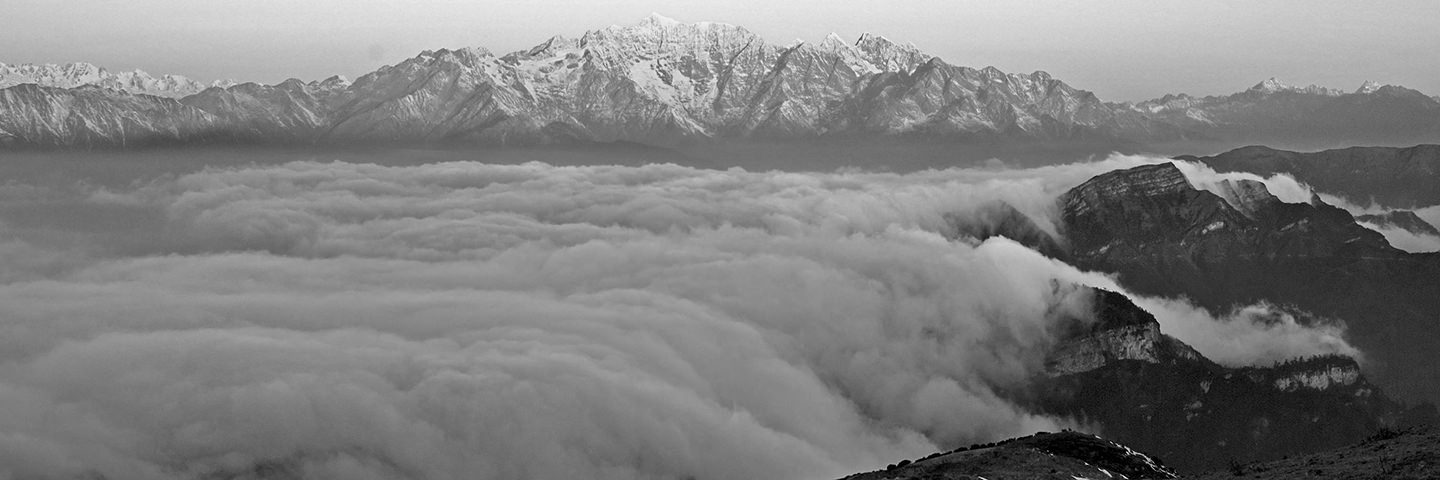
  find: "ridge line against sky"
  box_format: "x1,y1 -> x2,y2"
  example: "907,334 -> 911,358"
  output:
3,0 -> 1438,101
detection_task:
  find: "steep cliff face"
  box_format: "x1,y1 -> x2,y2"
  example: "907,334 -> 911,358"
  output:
1210,179 -> 1282,217
1044,289 -> 1206,376
1256,356 -> 1364,392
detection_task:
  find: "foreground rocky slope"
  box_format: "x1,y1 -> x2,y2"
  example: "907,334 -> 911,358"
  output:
1189,426 -> 1440,480
836,426 -> 1440,480
2,16 -> 1437,149
839,430 -> 1177,480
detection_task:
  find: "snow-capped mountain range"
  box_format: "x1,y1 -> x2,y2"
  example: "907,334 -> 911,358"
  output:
2,14 -> 1438,148
0,62 -> 235,98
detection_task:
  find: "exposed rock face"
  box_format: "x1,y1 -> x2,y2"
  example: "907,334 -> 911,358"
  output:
1261,356 -> 1363,392
1030,287 -> 1428,474
4,17 -> 1436,149
1045,289 -> 1205,375
1210,178 -> 1281,217
1181,144 -> 1440,208
1054,161 -> 1440,405
839,430 -> 1177,480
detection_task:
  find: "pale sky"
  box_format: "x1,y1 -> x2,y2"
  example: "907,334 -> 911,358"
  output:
3,0 -> 1437,101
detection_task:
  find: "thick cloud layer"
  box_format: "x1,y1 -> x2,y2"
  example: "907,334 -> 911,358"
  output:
0,156 -> 1358,480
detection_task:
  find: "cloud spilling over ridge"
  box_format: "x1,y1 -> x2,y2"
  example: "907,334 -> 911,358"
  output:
1171,160 -> 1315,205
0,155 -> 1358,480
1173,160 -> 1440,253
1355,219 -> 1440,253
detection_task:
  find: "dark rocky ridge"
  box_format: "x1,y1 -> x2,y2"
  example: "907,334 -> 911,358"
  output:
1181,145 -> 1440,208
1050,162 -> 1440,403
1188,426 -> 1440,480
836,425 -> 1440,480
1026,287 -> 1428,473
839,430 -> 1178,480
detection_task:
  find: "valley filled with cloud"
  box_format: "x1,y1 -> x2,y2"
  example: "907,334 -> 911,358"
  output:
0,155 -> 1364,479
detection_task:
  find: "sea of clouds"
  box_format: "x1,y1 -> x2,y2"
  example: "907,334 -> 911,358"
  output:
0,155 -> 1363,479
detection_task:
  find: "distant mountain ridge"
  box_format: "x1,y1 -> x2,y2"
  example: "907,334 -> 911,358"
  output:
0,62 -> 235,98
1180,145 -> 1440,207
2,14 -> 1438,149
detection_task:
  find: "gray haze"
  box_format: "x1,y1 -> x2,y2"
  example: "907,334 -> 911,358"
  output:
3,0 -> 1438,101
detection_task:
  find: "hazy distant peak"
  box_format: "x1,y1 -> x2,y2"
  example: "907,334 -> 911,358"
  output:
318,75 -> 350,87
1251,77 -> 1292,93
642,12 -> 680,26
1356,80 -> 1384,94
1248,77 -> 1343,96
0,61 -> 231,98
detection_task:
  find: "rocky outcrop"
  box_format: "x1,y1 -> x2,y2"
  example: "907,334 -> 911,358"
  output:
1045,289 -> 1206,375
1255,355 -> 1363,392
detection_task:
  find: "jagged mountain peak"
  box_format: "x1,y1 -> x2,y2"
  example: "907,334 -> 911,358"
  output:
1251,76 -> 1293,93
853,32 -> 932,72
1356,80 -> 1384,94
1247,77 -> 1344,96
